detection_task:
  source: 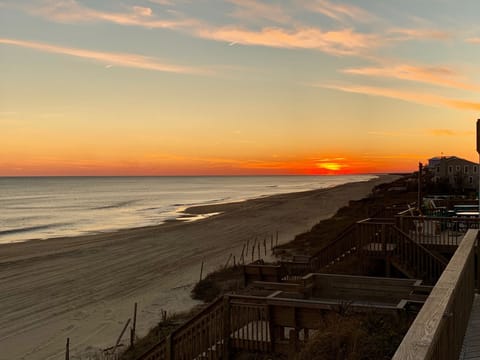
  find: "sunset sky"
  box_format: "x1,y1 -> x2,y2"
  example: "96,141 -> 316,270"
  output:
1,0 -> 480,175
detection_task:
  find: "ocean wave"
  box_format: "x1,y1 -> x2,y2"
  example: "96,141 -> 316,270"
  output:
0,223 -> 71,236
92,200 -> 137,210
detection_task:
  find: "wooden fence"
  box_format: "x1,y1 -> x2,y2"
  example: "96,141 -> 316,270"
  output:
392,229 -> 479,360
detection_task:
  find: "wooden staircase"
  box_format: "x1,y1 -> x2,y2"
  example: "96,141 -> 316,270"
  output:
357,220 -> 448,285
245,218 -> 449,287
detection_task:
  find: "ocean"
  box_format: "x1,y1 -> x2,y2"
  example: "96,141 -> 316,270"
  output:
0,175 -> 377,244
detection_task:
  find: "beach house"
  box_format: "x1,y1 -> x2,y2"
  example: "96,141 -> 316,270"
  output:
428,156 -> 479,191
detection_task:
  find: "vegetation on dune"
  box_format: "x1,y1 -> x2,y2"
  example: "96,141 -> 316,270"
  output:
191,264 -> 244,302
120,305 -> 206,360
278,175 -> 418,256
296,311 -> 412,360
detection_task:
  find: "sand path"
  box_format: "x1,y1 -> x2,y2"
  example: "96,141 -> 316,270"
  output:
0,175 -> 399,359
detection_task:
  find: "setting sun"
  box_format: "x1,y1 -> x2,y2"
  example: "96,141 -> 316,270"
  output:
317,162 -> 343,172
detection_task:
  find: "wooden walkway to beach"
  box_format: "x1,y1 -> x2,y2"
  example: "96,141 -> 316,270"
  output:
462,294 -> 480,360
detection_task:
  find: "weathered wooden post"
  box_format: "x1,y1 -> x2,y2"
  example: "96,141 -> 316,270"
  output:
288,329 -> 298,360
65,338 -> 69,360
381,224 -> 390,277
267,305 -> 275,353
225,253 -> 232,268
199,260 -> 204,281
240,243 -> 246,263
165,333 -> 173,360
130,302 -> 137,348
222,296 -> 231,358
477,235 -> 480,290
112,318 -> 131,356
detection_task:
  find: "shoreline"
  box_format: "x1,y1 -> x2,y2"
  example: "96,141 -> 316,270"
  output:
0,175 -> 381,254
0,174 -> 399,359
0,174 -> 378,246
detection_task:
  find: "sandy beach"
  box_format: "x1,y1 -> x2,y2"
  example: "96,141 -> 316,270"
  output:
0,175 -> 399,359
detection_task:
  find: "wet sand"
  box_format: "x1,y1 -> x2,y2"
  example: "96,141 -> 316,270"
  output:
0,175 -> 399,359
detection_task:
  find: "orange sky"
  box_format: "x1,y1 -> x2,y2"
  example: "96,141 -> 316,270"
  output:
1,0 -> 480,175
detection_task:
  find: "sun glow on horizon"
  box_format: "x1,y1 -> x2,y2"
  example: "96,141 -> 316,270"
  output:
316,161 -> 346,172
1,0 -> 479,176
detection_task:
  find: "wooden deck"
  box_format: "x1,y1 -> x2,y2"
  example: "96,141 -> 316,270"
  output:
392,229 -> 478,360
462,294 -> 480,360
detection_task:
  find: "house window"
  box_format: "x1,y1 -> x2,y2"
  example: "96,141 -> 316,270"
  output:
465,165 -> 469,174
456,165 -> 461,172
436,166 -> 440,173
469,176 -> 473,184
448,166 -> 453,174
474,166 -> 478,173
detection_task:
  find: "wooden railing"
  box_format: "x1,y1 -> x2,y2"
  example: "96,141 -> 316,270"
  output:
388,226 -> 447,284
395,215 -> 480,247
139,296 -> 225,360
138,283 -> 417,360
229,297 -> 271,353
357,219 -> 447,285
246,216 -> 460,286
392,229 -> 479,360
310,224 -> 358,270
252,224 -> 361,283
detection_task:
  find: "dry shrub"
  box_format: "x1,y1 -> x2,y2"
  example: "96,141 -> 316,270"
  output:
296,312 -> 411,360
297,313 -> 364,360
191,265 -> 244,302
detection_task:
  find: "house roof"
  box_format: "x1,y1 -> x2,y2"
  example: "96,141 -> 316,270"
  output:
428,156 -> 477,166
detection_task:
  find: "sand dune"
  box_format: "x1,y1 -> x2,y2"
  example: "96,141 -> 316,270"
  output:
0,175 -> 399,359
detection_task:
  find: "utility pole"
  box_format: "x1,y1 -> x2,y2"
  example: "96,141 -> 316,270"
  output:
418,162 -> 423,213
477,119 -> 480,216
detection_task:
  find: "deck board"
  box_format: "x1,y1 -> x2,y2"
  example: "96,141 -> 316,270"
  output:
461,294 -> 480,360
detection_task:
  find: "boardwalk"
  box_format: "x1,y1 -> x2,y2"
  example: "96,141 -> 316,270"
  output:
462,294 -> 480,360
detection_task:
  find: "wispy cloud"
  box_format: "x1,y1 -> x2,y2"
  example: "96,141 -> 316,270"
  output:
466,37 -> 480,44
0,38 -> 208,74
319,83 -> 480,111
22,0 -> 376,56
428,129 -> 474,136
195,26 -> 379,56
367,131 -> 419,137
342,64 -> 480,91
13,0 -> 453,58
388,28 -> 450,41
148,0 -> 174,5
302,0 -> 373,23
28,0 -> 196,29
227,0 -> 291,24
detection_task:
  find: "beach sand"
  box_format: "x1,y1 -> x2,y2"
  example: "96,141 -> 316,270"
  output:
0,175 -> 399,359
